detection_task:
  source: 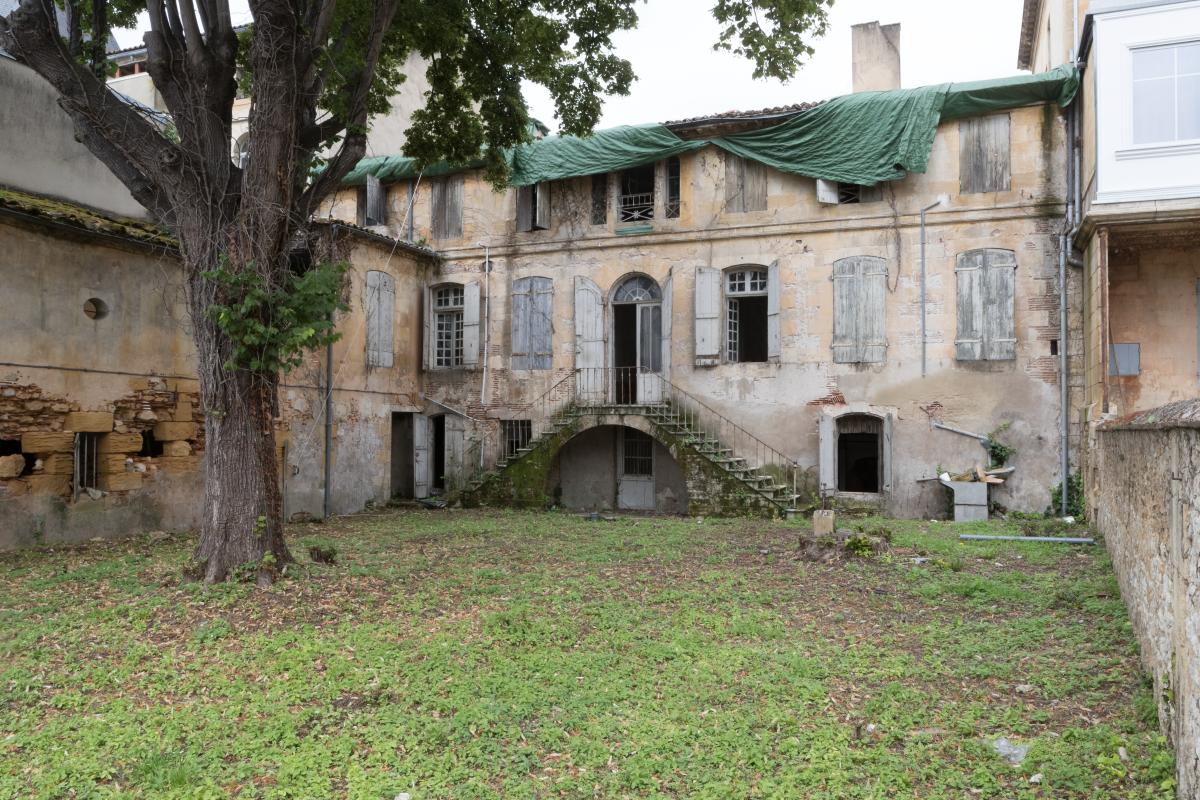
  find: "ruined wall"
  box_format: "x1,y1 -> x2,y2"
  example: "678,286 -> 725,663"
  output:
0,220 -> 203,547
1095,413 -> 1200,798
334,103 -> 1077,518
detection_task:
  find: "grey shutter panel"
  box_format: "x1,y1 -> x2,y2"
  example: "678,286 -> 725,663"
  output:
462,280 -> 481,368
535,183 -> 551,230
431,180 -> 445,239
365,270 -> 395,368
444,415 -> 465,490
960,114 -> 1011,194
531,276 -> 554,370
831,258 -> 859,363
413,414 -> 430,498
511,277 -> 532,369
766,260 -> 781,362
816,179 -> 839,205
365,175 -> 386,227
724,154 -> 744,212
743,159 -> 767,212
859,257 -> 888,364
661,271 -> 672,377
955,251 -> 985,360
446,175 -> 464,238
516,186 -> 533,232
694,266 -> 721,365
574,276 -> 605,401
421,285 -> 433,370
818,413 -> 835,495
881,413 -> 893,493
983,249 -> 1017,360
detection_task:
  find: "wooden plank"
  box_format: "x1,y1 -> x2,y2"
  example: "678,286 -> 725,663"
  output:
724,154 -> 745,212
510,276 -> 531,369
983,249 -> 1017,360
831,257 -> 859,363
859,257 -> 888,363
531,276 -> 554,370
694,266 -> 722,364
743,159 -> 767,212
955,250 -> 985,360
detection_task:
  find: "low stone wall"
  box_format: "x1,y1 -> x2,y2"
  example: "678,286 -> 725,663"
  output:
1096,400 -> 1200,797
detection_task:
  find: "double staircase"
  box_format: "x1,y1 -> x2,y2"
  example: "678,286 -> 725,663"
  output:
463,369 -> 801,517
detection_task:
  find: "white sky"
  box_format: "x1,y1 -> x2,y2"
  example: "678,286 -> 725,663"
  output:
114,0 -> 1026,132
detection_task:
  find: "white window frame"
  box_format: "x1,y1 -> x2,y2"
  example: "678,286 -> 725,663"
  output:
1129,39 -> 1200,148
725,268 -> 768,363
433,285 -> 465,368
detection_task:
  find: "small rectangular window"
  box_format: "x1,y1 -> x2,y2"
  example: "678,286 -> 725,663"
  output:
502,420 -> 533,460
618,165 -> 655,222
1132,41 -> 1200,144
516,182 -> 550,232
1109,343 -> 1141,376
74,432 -> 100,494
960,114 -> 1011,194
622,428 -> 653,476
666,157 -> 681,219
591,174 -> 608,225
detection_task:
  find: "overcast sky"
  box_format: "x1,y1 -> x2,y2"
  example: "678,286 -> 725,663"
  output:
113,0 -> 1026,132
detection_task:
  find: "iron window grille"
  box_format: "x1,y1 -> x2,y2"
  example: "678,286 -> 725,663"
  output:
665,157 -> 681,219
73,432 -> 100,498
622,428 -> 654,476
503,420 -> 533,460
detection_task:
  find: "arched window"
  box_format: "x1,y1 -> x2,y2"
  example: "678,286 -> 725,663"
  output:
612,275 -> 661,304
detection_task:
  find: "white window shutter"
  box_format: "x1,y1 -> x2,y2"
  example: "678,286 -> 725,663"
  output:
816,178 -> 839,205
462,280 -> 481,368
661,270 -> 673,376
413,414 -> 430,498
574,276 -> 605,401
818,413 -> 835,495
955,251 -> 985,360
511,276 -> 532,369
859,257 -> 888,364
881,413 -> 893,493
831,258 -> 859,363
694,266 -> 721,365
531,276 -> 554,369
983,249 -> 1017,360
516,186 -> 533,232
766,260 -> 781,362
421,285 -> 433,371
365,270 -> 395,368
534,182 -> 551,230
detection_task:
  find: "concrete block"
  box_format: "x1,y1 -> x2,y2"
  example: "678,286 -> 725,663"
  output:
0,454 -> 25,478
162,440 -> 191,457
153,421 -> 196,442
954,504 -> 989,523
26,474 -> 70,496
813,509 -> 836,536
64,411 -> 114,432
99,472 -> 142,492
39,453 -> 75,475
98,432 -> 144,454
154,455 -> 200,474
20,431 -> 74,453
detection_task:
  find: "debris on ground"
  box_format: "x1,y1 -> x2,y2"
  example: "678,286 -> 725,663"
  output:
417,498 -> 447,509
991,736 -> 1030,765
308,545 -> 337,564
797,526 -> 891,562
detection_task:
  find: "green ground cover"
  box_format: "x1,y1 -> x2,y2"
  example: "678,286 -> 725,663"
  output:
0,510 -> 1174,798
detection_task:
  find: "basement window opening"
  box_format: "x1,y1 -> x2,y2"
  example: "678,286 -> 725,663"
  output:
138,430 -> 164,458
503,420 -> 532,460
618,164 -> 656,222
836,414 -> 882,494
622,428 -> 654,476
74,432 -> 101,493
0,439 -> 35,477
726,269 -> 768,363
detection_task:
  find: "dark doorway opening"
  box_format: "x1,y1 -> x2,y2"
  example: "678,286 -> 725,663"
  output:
613,303 -> 638,403
391,412 -> 414,498
730,295 -> 768,362
431,414 -> 446,493
836,414 -> 882,493
138,430 -> 164,457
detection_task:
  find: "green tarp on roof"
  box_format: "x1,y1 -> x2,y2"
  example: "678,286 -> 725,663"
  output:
344,64 -> 1078,188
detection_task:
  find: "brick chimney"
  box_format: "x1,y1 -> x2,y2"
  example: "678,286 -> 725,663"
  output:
851,21 -> 901,93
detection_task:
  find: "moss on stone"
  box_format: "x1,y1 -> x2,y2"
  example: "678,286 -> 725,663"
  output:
0,188 -> 176,248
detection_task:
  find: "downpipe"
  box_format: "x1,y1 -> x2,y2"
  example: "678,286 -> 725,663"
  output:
477,242 -> 491,470
919,195 -> 947,378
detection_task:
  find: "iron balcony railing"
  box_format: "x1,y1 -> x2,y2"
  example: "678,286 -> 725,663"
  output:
618,192 -> 654,222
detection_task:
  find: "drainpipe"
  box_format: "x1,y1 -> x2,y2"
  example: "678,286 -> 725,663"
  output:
476,242 -> 491,470
919,196 -> 946,377
1059,91 -> 1080,518
323,323 -> 333,519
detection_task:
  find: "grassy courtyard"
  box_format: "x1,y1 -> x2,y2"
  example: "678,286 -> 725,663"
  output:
0,509 -> 1175,799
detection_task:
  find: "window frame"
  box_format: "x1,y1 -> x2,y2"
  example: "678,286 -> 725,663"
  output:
1130,39 -> 1200,147
433,284 -> 466,368
724,268 -> 769,364
502,419 -> 533,460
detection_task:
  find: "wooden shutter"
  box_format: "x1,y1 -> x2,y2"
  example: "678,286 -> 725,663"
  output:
516,186 -> 533,232
831,258 -> 859,363
743,159 -> 767,212
365,270 -> 395,368
413,414 -> 430,498
661,271 -> 672,377
724,154 -> 745,212
766,260 -> 781,362
534,182 -> 551,230
530,276 -> 553,370
694,266 -> 721,365
421,285 -> 433,370
462,280 -> 481,368
816,178 -> 839,205
818,413 -> 835,495
432,175 -> 464,239
983,249 -> 1017,360
959,114 -> 1011,194
511,276 -> 532,369
365,175 -> 385,227
574,276 -> 605,401
955,250 -> 986,360
859,258 -> 888,364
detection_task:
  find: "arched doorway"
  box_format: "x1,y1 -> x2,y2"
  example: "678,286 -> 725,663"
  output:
611,274 -> 663,404
547,424 -> 688,513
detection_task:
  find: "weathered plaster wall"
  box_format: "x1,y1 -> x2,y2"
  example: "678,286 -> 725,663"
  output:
1096,416 -> 1200,798
338,104 -> 1077,518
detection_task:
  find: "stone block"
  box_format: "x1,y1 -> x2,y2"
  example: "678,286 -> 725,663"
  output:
98,432 -> 144,454
153,421 -> 196,442
39,454 -> 75,475
20,431 -> 74,453
26,474 -> 70,496
0,478 -> 29,497
64,411 -> 114,432
813,509 -> 836,536
101,454 -> 132,474
163,440 -> 191,457
0,454 -> 25,478
154,455 -> 200,474
172,394 -> 194,422
99,472 -> 142,492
